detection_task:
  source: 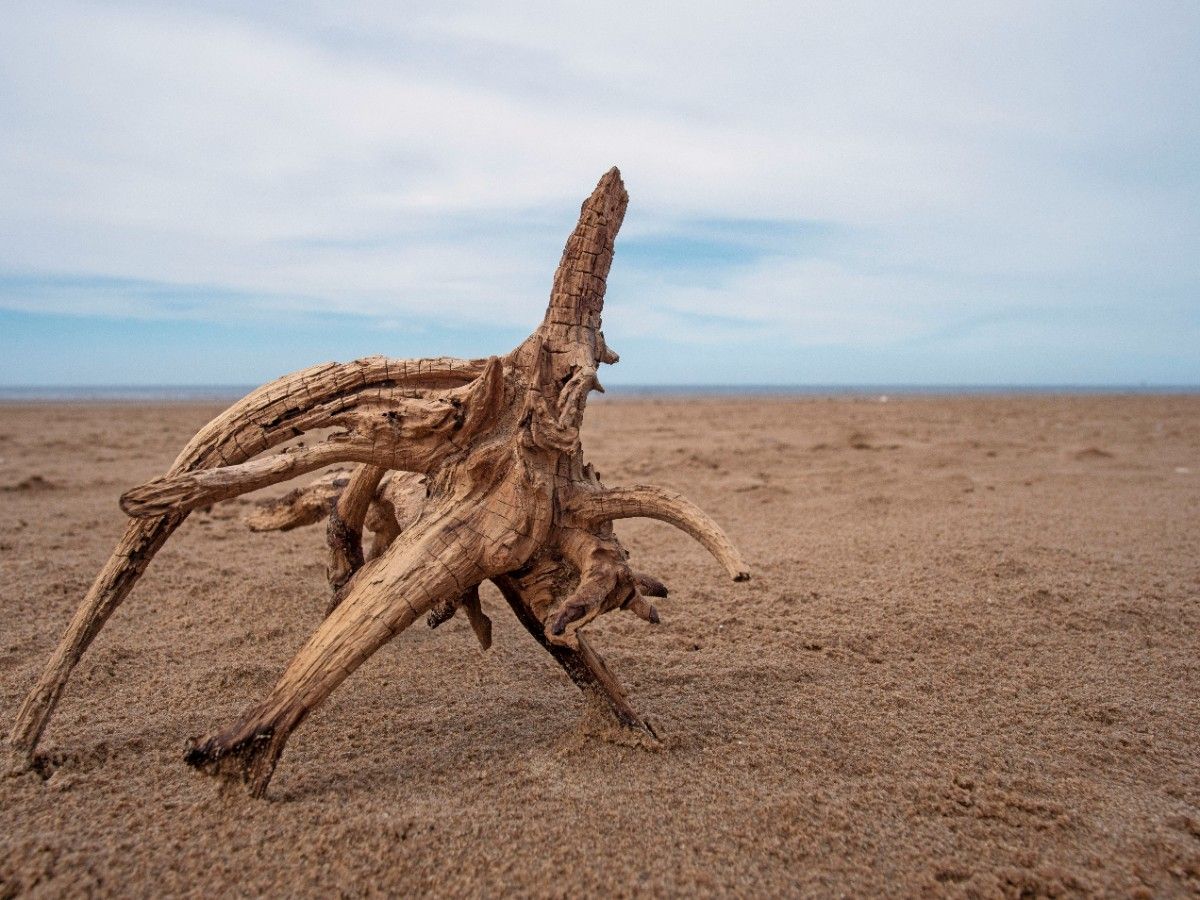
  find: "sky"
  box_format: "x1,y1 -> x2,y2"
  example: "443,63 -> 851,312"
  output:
1,1 -> 1197,386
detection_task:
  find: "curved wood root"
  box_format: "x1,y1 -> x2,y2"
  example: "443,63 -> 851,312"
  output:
244,471 -> 350,532
7,356 -> 484,773
495,575 -> 659,745
10,168 -> 746,794
567,484 -> 751,581
244,473 -> 671,741
326,464 -> 387,598
7,515 -> 182,770
186,512 -> 487,796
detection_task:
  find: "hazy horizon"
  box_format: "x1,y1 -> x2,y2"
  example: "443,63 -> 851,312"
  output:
2,384 -> 1195,402
2,3 -> 1198,387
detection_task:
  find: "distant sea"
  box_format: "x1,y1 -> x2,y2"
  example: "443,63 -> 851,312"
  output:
0,384 -> 1194,402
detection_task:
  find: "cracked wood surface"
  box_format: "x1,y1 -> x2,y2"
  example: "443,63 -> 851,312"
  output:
7,168 -> 749,795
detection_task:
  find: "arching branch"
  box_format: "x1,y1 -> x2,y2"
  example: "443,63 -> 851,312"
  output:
122,437 -> 384,518
6,354 -> 493,770
122,357 -> 504,519
172,354 -> 488,471
566,485 -> 750,582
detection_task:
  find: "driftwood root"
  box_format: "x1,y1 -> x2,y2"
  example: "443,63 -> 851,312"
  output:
8,168 -> 747,794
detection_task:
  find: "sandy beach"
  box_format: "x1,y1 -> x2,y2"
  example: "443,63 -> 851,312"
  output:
1,395 -> 1197,897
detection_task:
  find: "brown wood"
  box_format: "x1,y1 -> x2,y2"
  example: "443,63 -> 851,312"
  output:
6,169 -> 748,795
326,464 -> 386,598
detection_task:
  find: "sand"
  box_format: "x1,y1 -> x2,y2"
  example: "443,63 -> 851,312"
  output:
1,395 -> 1198,897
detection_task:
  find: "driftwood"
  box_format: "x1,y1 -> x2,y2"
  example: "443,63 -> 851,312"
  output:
6,169 -> 749,797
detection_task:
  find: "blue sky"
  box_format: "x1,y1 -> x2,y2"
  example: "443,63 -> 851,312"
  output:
1,1 -> 1197,386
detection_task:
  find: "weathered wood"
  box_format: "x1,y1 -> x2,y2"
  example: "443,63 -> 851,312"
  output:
7,168 -> 748,794
565,484 -> 751,581
326,463 -> 386,608
494,572 -> 658,740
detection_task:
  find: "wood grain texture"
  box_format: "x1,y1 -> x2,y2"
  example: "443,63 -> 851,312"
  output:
6,168 -> 748,795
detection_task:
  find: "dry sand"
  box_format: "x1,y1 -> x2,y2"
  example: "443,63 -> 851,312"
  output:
1,395 -> 1198,897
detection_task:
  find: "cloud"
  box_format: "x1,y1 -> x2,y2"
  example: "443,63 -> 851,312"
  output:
0,0 -> 1197,383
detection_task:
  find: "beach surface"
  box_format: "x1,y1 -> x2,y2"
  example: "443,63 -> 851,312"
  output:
1,396 -> 1198,897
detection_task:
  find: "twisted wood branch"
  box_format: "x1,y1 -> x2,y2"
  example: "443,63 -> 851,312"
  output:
7,168 -> 749,794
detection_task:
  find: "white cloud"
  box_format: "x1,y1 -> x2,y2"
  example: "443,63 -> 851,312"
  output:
0,0 -> 1196,381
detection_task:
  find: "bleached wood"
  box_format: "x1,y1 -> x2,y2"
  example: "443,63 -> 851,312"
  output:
565,484 -> 751,581
7,168 -> 748,793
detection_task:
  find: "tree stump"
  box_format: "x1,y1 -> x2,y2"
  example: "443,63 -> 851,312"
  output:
6,169 -> 749,797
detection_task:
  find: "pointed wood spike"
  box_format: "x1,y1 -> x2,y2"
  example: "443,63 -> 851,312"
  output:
10,169 -> 753,795
546,167 -> 629,332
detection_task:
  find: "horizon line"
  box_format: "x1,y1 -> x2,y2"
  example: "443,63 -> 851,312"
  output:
1,382 -> 1196,403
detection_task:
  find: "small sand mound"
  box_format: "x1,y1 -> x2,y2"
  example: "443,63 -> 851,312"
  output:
2,474 -> 57,492
1074,447 -> 1114,460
